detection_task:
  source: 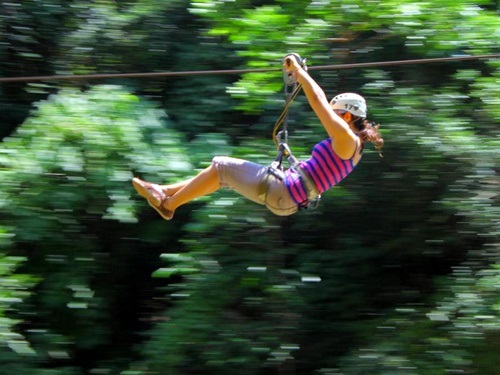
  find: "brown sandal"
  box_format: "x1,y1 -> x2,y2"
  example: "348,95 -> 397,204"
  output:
132,178 -> 174,221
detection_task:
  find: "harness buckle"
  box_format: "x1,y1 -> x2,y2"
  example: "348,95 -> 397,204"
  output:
300,195 -> 321,211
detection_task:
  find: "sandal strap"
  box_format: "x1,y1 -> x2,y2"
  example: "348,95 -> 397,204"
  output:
146,183 -> 166,207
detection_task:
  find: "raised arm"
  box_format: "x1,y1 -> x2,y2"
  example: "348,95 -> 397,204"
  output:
284,56 -> 358,159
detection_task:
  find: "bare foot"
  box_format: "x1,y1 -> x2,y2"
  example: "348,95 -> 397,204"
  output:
132,178 -> 174,221
132,178 -> 165,205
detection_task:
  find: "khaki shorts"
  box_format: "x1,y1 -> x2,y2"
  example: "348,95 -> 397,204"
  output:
212,156 -> 298,216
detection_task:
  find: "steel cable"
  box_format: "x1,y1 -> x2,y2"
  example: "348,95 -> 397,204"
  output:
0,54 -> 498,83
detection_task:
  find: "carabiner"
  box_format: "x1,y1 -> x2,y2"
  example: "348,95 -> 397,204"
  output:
282,53 -> 307,88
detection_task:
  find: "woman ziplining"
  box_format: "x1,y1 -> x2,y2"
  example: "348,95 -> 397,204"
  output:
132,54 -> 384,220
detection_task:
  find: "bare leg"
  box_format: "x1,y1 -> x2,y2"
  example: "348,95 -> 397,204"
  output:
162,163 -> 221,213
159,178 -> 193,197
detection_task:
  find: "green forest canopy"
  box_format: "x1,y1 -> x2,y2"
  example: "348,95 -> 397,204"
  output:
0,0 -> 498,374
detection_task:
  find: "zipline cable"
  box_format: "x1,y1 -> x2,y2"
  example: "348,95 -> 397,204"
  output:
0,54 -> 498,83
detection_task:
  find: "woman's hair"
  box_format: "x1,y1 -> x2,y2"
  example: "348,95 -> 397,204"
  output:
353,117 -> 384,156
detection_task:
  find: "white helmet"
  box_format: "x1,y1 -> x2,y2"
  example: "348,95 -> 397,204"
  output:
330,93 -> 367,118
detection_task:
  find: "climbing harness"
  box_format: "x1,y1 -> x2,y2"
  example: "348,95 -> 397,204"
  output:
259,53 -> 321,211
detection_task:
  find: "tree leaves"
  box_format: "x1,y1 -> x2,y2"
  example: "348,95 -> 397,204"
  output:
0,0 -> 498,374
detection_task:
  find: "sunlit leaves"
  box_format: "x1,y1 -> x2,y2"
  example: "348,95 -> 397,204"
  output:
0,0 -> 499,374
1,85 -> 191,223
0,85 -> 191,371
0,254 -> 37,359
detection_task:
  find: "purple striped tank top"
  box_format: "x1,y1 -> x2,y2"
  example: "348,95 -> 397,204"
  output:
284,138 -> 361,205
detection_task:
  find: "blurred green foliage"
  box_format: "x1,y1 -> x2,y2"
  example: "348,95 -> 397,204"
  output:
0,0 -> 498,374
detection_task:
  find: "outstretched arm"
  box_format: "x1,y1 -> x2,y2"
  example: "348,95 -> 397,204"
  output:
284,57 -> 358,159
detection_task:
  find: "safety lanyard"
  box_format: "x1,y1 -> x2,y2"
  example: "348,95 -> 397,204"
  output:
266,54 -> 321,210
271,53 -> 307,169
